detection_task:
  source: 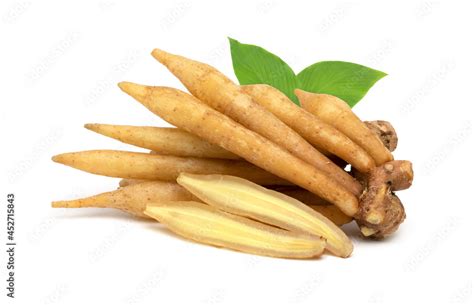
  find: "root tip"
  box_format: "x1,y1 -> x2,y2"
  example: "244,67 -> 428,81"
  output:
51,201 -> 64,208
51,154 -> 62,163
84,123 -> 96,130
118,81 -> 148,101
151,48 -> 168,63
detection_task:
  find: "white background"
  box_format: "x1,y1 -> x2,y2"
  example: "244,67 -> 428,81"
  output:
1,1 -> 473,304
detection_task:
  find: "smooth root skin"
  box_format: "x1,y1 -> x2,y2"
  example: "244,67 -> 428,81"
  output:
145,201 -> 326,259
52,181 -> 196,217
151,49 -> 358,195
118,83 -> 359,216
295,89 -> 393,166
242,85 -> 375,175
177,173 -> 353,257
51,150 -> 289,185
85,124 -> 239,160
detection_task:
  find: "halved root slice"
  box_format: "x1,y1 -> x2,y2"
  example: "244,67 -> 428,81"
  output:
52,181 -> 196,217
85,124 -> 239,160
177,173 -> 353,258
145,201 -> 326,259
51,150 -> 289,185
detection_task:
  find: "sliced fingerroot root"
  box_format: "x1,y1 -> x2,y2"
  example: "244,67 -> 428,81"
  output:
177,173 -> 353,257
145,201 -> 326,259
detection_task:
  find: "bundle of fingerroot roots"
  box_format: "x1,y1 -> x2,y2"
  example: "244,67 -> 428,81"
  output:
52,49 -> 413,259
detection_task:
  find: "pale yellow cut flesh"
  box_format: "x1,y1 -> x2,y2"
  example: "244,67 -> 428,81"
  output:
177,174 -> 353,257
145,201 -> 326,259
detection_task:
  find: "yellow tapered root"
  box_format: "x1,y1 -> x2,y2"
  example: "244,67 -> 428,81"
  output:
85,124 -> 238,160
119,83 -> 359,216
145,201 -> 326,259
296,90 -> 393,165
177,173 -> 353,257
54,180 -> 350,225
51,150 -> 289,185
52,181 -> 196,217
151,49 -> 359,194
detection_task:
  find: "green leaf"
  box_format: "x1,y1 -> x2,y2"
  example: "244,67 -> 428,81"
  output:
297,61 -> 387,107
229,38 -> 300,104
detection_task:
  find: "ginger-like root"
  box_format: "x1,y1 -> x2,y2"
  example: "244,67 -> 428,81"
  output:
358,192 -> 405,239
378,160 -> 413,191
355,160 -> 413,238
348,120 -> 411,238
365,120 -> 398,152
355,160 -> 413,191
